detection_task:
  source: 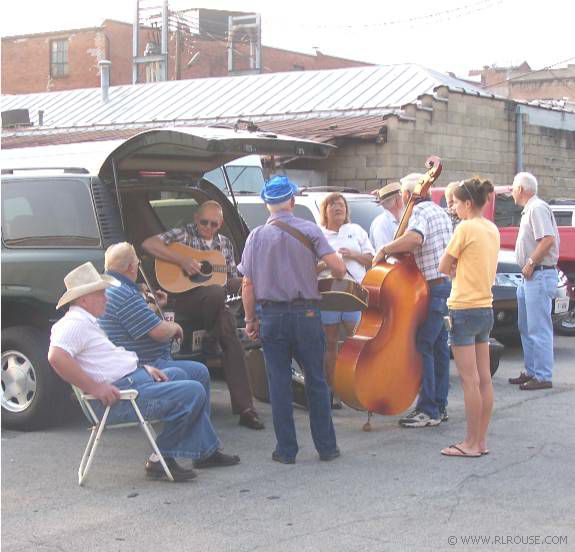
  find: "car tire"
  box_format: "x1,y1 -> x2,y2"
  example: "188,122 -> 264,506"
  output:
554,310 -> 575,336
489,338 -> 503,377
1,326 -> 68,431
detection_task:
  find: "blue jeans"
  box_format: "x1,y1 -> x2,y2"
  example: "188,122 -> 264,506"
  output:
517,269 -> 558,382
95,366 -> 220,461
449,308 -> 494,346
257,302 -> 338,461
153,358 -> 211,415
415,281 -> 451,420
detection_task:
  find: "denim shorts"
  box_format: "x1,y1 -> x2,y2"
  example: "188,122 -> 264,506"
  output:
449,307 -> 494,346
320,310 -> 361,326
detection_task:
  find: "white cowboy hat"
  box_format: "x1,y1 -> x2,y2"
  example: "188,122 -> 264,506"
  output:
56,262 -> 120,309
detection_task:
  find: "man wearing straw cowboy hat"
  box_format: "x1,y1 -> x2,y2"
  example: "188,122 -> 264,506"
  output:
48,262 -> 240,482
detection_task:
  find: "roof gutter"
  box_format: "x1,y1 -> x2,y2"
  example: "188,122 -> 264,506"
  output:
516,104 -> 524,173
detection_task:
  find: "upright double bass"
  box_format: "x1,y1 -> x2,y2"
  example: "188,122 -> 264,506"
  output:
332,156 -> 443,416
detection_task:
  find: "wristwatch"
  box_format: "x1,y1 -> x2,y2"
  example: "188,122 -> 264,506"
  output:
527,257 -> 535,267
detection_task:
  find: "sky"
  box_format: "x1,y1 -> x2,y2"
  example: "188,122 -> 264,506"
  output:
2,0 -> 574,77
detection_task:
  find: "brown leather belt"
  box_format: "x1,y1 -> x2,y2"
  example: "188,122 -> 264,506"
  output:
427,277 -> 448,287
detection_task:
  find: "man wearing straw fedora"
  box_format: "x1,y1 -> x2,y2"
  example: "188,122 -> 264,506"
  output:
48,262 -> 240,482
369,181 -> 403,250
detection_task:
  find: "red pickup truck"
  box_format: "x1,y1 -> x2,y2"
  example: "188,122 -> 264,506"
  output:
431,186 -> 575,336
431,186 -> 575,276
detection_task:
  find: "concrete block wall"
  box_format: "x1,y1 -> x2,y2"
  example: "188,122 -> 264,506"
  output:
326,89 -> 575,199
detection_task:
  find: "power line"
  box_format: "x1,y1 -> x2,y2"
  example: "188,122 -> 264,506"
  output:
265,0 -> 504,30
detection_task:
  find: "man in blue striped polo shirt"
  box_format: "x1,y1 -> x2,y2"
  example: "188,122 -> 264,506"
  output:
99,242 -> 212,408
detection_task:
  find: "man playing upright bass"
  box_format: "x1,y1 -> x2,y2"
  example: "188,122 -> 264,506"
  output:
373,172 -> 453,427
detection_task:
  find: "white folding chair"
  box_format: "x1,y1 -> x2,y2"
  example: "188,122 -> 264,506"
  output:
73,387 -> 174,486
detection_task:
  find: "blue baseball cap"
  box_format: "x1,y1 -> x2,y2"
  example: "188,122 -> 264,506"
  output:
260,175 -> 299,204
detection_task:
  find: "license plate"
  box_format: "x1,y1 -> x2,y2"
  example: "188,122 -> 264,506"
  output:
554,297 -> 570,314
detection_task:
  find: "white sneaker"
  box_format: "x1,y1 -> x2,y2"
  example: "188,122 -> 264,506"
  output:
399,409 -> 440,428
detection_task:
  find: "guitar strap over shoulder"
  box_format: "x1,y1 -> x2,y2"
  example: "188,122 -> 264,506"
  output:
268,220 -> 316,256
269,220 -> 356,280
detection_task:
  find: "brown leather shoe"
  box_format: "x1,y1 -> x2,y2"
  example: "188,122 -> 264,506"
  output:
145,457 -> 197,482
508,372 -> 533,385
194,450 -> 241,469
519,379 -> 552,390
239,409 -> 265,430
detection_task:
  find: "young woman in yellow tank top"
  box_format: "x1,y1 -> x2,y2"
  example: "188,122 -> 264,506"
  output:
438,177 -> 500,458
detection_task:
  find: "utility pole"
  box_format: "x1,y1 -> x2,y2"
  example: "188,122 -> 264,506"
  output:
133,0 -> 169,83
132,0 -> 139,83
175,22 -> 181,80
161,0 -> 168,81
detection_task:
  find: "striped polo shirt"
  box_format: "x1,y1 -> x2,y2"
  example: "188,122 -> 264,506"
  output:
98,272 -> 171,364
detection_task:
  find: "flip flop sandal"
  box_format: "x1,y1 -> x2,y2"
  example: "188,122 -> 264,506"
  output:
441,444 -> 482,458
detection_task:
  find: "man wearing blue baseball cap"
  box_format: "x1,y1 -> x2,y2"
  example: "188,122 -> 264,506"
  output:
239,175 -> 346,464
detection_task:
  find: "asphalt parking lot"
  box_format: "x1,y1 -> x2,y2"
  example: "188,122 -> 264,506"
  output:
2,336 -> 574,552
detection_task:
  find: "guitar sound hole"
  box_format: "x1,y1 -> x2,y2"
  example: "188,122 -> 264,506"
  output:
199,261 -> 213,275
182,261 -> 213,284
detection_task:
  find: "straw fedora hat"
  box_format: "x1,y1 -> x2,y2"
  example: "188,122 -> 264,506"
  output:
56,262 -> 120,309
375,181 -> 401,202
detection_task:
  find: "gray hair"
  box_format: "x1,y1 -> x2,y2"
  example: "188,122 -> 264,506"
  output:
513,172 -> 538,195
105,242 -> 137,272
197,200 -> 224,219
266,199 -> 293,213
381,193 -> 400,209
400,173 -> 425,194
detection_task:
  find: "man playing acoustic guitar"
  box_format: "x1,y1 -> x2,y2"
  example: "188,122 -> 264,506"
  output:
142,200 -> 264,430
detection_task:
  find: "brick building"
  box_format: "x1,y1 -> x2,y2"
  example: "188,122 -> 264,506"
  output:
1,18 -> 370,95
469,62 -> 575,106
2,64 -> 574,198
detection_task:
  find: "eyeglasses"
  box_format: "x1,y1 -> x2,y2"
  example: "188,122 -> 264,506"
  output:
199,219 -> 220,229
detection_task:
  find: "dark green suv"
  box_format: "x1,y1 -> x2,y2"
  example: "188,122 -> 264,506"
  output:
1,127 -> 331,430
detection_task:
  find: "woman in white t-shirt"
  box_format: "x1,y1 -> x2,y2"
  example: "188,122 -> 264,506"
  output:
317,193 -> 374,408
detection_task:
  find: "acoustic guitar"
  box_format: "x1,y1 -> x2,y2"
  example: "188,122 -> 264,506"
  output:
269,220 -> 369,312
155,243 -> 227,293
318,278 -> 369,312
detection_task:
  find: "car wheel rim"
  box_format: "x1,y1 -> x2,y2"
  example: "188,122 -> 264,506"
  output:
561,314 -> 575,329
1,350 -> 37,413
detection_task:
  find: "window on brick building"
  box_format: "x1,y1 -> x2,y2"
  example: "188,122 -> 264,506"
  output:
50,39 -> 69,78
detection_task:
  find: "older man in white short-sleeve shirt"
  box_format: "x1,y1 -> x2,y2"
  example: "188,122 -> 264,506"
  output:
508,172 -> 560,390
48,262 -> 240,481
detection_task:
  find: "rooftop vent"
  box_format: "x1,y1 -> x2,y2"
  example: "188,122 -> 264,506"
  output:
2,109 -> 31,129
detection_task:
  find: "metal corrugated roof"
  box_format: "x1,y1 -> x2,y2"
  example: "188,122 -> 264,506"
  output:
1,64 -> 493,129
0,116 -> 388,149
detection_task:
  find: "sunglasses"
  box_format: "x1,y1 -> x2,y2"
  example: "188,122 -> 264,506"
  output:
199,219 -> 219,229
